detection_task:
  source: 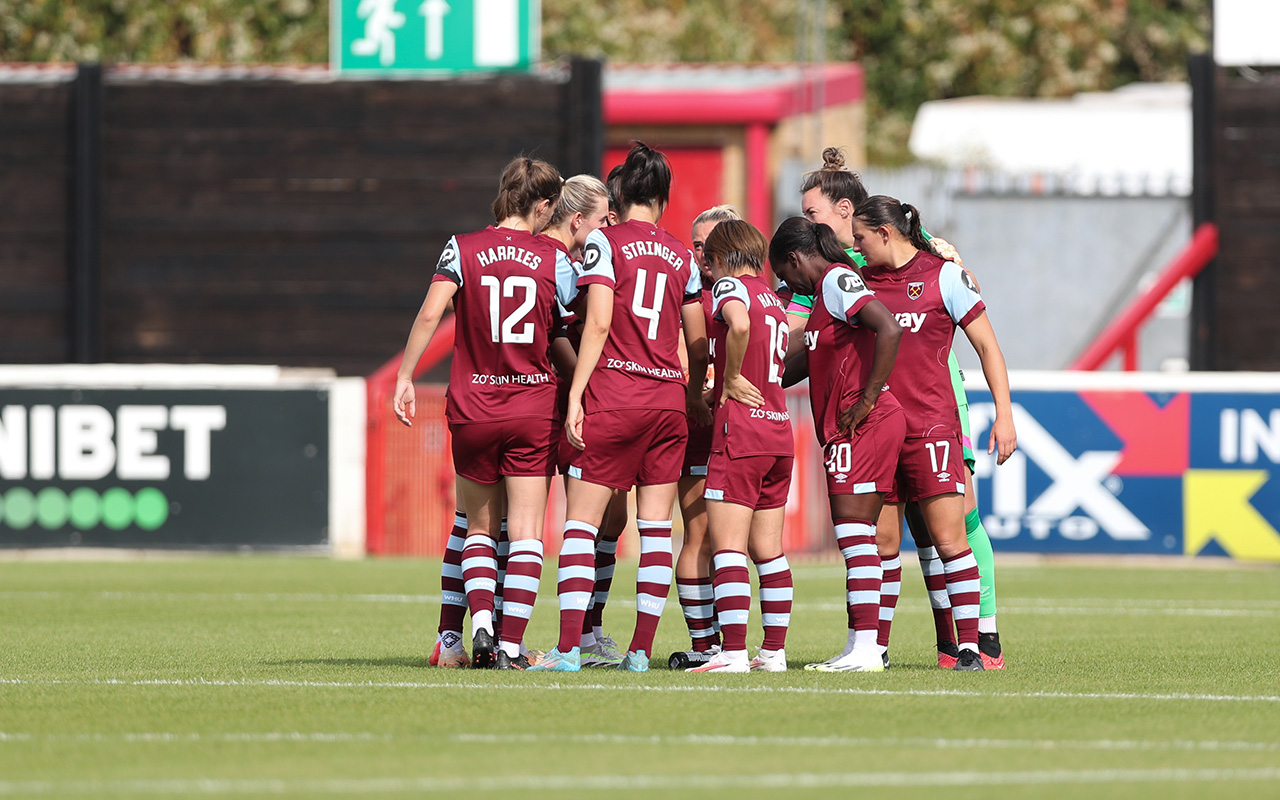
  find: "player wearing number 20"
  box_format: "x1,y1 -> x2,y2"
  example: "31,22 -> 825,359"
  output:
687,220 -> 795,674
770,217 -> 904,673
393,157 -> 571,671
531,142 -> 712,673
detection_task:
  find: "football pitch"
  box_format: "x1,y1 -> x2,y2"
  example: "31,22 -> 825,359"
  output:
0,556 -> 1277,798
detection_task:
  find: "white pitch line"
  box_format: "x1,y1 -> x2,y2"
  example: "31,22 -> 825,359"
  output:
2,677 -> 1277,704
1,591 -> 1276,617
0,768 -> 1278,795
0,731 -> 1275,753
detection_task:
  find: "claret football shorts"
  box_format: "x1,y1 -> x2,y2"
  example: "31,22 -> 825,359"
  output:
568,408 -> 688,491
822,406 -> 906,497
704,452 -> 793,510
886,432 -> 967,503
449,417 -> 558,485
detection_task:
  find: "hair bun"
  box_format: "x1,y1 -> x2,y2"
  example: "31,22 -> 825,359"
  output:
821,146 -> 846,171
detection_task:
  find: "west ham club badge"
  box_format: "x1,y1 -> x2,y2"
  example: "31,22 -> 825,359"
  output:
907,281 -> 924,300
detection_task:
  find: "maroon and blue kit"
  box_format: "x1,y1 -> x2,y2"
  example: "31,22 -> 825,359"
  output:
703,274 -> 794,510
803,264 -> 906,497
861,251 -> 984,502
433,226 -> 566,484
569,219 -> 703,491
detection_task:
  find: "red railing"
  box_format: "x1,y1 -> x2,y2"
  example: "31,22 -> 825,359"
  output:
1070,223 -> 1219,371
365,315 -> 456,554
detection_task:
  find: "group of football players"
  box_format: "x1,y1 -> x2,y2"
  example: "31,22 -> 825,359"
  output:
393,142 -> 1017,673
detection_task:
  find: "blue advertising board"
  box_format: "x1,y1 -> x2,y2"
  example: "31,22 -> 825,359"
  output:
965,373 -> 1280,562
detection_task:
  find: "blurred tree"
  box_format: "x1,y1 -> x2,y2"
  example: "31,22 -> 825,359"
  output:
0,0 -> 327,63
0,0 -> 1208,165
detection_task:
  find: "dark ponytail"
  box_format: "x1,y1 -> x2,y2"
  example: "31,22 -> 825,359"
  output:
769,217 -> 859,274
853,195 -> 932,253
618,141 -> 672,210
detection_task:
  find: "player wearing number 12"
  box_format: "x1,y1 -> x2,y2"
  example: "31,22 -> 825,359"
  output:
688,220 -> 795,674
393,157 -> 570,671
531,142 -> 712,673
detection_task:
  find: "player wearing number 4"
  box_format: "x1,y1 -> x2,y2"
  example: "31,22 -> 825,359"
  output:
531,142 -> 712,673
854,196 -> 1017,671
394,157 -> 572,671
686,220 -> 795,674
771,217 -> 905,672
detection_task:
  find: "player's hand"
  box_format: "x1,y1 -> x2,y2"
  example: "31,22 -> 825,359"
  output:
687,393 -> 713,428
566,398 -> 587,450
838,395 -> 875,435
989,415 -> 1017,465
722,374 -> 763,409
931,237 -> 963,266
392,378 -> 416,427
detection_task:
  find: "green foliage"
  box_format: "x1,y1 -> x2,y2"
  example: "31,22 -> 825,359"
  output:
831,0 -> 1209,163
0,0 -> 327,63
0,0 -> 1208,165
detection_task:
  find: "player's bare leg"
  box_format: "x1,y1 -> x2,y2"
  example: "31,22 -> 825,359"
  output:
671,474 -> 718,668
456,477 -> 503,668
529,477 -> 614,672
431,509 -> 470,668
872,502 -> 907,669
745,507 -> 790,672
492,476 -> 551,670
964,465 -> 1004,668
903,502 -> 958,667
617,481 -> 680,672
691,500 -> 776,674
916,492 -> 984,670
807,493 -> 886,672
580,489 -> 627,667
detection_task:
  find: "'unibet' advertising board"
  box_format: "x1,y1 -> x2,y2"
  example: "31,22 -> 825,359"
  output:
0,389 -> 328,549
966,376 -> 1280,562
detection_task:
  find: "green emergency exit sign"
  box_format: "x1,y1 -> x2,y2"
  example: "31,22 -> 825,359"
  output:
332,0 -> 540,75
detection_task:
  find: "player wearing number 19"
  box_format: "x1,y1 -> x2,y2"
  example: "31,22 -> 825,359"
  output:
531,142 -> 712,673
393,157 -> 569,671
687,220 -> 795,674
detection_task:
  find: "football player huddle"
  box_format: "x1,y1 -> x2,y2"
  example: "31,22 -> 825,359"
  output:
393,143 -> 1017,674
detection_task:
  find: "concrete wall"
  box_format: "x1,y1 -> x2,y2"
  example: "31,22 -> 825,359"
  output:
778,167 -> 1192,372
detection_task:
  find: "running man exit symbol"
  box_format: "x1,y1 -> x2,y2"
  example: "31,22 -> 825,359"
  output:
351,0 -> 406,66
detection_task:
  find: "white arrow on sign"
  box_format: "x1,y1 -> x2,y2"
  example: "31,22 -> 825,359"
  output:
419,0 -> 451,60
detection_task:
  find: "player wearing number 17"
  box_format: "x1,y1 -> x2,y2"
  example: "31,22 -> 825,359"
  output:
854,196 -> 1017,671
531,142 -> 712,673
392,157 -> 572,671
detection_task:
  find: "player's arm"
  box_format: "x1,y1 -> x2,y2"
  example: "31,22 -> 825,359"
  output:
782,348 -> 809,388
839,298 -> 901,434
565,283 -> 613,450
550,331 -> 576,379
394,279 -> 457,427
961,314 -> 1017,464
784,292 -> 812,359
680,300 -> 713,427
718,299 -> 763,409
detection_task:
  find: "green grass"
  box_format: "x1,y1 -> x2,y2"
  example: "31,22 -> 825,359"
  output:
1,556 -> 1278,798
